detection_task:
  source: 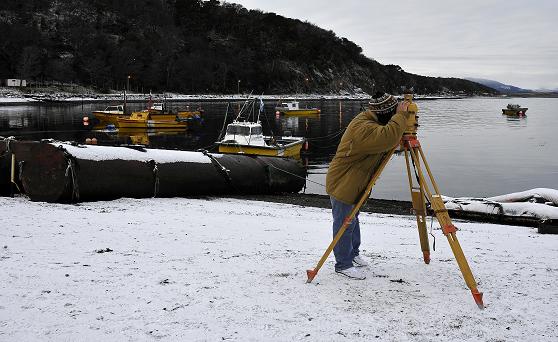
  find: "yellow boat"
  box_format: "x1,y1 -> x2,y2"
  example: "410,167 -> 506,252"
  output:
92,102 -> 203,125
275,101 -> 320,116
217,121 -> 305,158
92,105 -> 126,123
117,110 -> 189,129
502,104 -> 528,116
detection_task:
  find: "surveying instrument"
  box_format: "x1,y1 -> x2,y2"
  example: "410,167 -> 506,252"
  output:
305,93 -> 484,309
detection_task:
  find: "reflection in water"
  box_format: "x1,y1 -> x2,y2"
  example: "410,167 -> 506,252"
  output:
91,125 -> 191,146
1,97 -> 557,199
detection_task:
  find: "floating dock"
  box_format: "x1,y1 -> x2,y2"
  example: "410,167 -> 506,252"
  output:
1,139 -> 306,203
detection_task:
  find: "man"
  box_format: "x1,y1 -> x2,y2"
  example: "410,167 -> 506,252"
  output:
326,92 -> 411,280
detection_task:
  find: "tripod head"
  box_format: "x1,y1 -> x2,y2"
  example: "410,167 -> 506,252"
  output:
403,93 -> 419,136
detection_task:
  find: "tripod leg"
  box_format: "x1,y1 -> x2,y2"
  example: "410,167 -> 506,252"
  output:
408,146 -> 484,309
306,147 -> 397,283
404,150 -> 430,264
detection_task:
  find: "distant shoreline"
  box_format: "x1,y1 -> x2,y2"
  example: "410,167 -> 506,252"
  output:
1,90 -> 556,107
0,93 -> 483,107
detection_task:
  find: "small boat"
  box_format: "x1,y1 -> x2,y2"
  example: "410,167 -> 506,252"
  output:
149,102 -> 204,120
92,105 -> 125,123
502,104 -> 528,116
117,110 -> 189,129
217,98 -> 305,158
92,100 -> 203,125
275,101 -> 320,116
217,121 -> 305,157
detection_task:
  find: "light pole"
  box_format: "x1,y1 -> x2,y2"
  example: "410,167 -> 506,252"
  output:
127,75 -> 131,92
237,80 -> 241,94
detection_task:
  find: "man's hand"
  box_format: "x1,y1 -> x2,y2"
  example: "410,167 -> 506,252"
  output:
396,100 -> 411,118
397,100 -> 410,112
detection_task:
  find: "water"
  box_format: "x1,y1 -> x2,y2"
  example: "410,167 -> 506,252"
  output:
1,97 -> 556,200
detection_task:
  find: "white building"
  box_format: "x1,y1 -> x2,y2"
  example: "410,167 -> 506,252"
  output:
3,79 -> 27,87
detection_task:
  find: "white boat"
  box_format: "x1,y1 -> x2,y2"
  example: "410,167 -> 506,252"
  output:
217,98 -> 305,157
275,101 -> 320,116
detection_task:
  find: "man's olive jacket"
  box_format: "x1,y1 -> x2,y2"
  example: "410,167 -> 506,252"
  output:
326,110 -> 407,204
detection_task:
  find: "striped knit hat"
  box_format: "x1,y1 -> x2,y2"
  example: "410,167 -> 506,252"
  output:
368,92 -> 398,115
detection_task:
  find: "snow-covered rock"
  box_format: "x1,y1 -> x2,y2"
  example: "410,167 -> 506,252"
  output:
443,188 -> 558,220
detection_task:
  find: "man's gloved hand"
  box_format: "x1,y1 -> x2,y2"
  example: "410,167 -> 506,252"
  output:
396,100 -> 412,118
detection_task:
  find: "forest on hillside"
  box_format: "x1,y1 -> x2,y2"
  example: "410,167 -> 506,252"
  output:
0,0 -> 495,95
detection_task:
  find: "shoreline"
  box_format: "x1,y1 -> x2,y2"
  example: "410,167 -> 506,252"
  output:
0,88 -> 492,107
2,93 -> 556,107
234,193 -> 546,228
233,193 -> 413,216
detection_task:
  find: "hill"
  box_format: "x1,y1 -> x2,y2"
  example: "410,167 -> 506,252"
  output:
465,78 -> 531,94
0,0 -> 495,95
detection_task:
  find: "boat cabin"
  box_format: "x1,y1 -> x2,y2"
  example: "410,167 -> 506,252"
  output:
149,103 -> 165,111
102,105 -> 124,113
222,121 -> 266,146
278,101 -> 301,110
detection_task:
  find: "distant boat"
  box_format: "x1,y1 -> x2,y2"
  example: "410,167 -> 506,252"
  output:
148,102 -> 204,120
92,101 -> 203,125
275,101 -> 320,116
92,105 -> 126,123
502,104 -> 528,116
116,110 -> 189,129
217,98 -> 305,158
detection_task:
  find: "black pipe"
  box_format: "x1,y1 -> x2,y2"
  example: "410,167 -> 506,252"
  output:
9,141 -> 306,203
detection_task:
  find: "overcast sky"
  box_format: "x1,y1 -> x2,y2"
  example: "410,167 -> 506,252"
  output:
233,0 -> 557,90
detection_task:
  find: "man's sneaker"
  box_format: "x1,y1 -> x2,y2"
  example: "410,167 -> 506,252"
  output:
353,255 -> 369,267
335,267 -> 366,280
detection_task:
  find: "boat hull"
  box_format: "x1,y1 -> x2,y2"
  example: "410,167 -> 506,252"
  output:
502,108 -> 528,116
92,112 -> 126,124
275,108 -> 320,116
218,139 -> 304,158
93,110 -> 202,125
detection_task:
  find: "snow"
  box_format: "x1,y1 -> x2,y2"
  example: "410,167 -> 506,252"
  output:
1,196 -> 557,341
0,97 -> 36,104
54,143 -> 212,164
443,188 -> 558,220
487,188 -> 558,206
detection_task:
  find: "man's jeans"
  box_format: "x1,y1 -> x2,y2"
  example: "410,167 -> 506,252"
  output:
330,196 -> 360,271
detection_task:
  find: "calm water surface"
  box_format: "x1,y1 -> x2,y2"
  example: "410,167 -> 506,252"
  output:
1,97 -> 556,200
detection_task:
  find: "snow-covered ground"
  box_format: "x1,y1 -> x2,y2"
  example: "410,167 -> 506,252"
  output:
1,196 -> 557,341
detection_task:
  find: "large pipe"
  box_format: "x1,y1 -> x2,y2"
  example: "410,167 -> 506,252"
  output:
0,139 -> 11,196
9,141 -> 306,203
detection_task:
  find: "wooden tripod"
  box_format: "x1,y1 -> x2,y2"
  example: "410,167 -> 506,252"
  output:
305,133 -> 484,309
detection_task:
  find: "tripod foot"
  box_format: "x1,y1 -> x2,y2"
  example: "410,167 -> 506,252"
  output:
306,269 -> 318,283
423,251 -> 430,264
471,289 -> 484,309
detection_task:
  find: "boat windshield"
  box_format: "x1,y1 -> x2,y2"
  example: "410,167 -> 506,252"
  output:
106,106 -> 121,111
226,125 -> 251,136
251,126 -> 262,135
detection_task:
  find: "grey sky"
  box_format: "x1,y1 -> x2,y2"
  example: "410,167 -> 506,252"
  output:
233,0 -> 558,90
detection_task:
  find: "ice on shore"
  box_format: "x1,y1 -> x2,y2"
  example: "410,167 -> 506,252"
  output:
0,196 -> 557,341
443,188 -> 558,220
